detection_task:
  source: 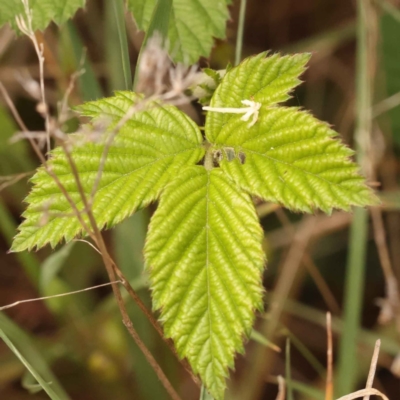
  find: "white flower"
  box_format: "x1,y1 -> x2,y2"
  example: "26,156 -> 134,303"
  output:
203,99 -> 261,127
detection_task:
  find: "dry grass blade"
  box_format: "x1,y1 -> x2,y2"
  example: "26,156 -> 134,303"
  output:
371,208 -> 400,332
335,388 -> 389,400
363,340 -> 381,400
275,375 -> 286,400
0,281 -> 122,311
326,312 -> 333,400
336,339 -> 387,400
0,171 -> 33,192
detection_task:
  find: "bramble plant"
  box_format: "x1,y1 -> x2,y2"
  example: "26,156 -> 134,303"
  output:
2,1 -> 378,400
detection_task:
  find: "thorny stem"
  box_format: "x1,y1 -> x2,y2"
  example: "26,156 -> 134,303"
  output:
9,2 -> 200,395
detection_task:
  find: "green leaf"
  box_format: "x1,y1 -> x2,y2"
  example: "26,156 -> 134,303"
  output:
145,166 -> 265,400
209,107 -> 377,213
127,0 -> 230,63
12,91 -> 204,251
0,0 -> 85,31
205,53 -> 377,213
205,52 -> 311,141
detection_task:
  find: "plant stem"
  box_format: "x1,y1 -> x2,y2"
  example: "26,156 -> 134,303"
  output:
286,339 -> 294,400
336,0 -> 375,395
111,0 -> 132,90
235,0 -> 247,66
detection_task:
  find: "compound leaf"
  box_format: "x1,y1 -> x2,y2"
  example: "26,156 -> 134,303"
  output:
206,52 -> 311,141
0,0 -> 85,31
128,0 -> 229,63
208,106 -> 378,213
12,92 -> 204,251
145,166 -> 265,400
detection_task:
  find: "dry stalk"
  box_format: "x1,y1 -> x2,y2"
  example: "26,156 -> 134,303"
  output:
0,82 -> 95,241
336,339 -> 387,400
274,210 -> 341,314
16,0 -> 51,153
0,281 -> 122,311
363,340 -> 381,400
0,171 -> 33,193
335,388 -> 388,400
275,375 -> 286,400
266,215 -> 317,338
326,312 -> 333,400
371,207 -> 400,332
2,1 -> 201,396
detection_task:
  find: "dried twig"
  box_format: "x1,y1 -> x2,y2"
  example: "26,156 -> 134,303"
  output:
363,340 -> 381,400
336,388 -> 388,400
336,339 -> 387,400
371,208 -> 400,332
275,375 -> 286,400
274,210 -> 341,314
16,0 -> 51,153
0,281 -> 122,311
0,171 -> 33,193
6,3 -> 195,397
326,312 -> 333,400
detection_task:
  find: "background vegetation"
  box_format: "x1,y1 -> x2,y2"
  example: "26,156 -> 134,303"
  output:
0,0 -> 399,399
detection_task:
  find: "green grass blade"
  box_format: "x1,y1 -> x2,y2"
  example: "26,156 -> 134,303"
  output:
250,330 -> 280,352
285,339 -> 294,400
145,0 -> 172,45
0,314 -> 70,400
235,0 -> 247,66
284,330 -> 326,379
336,208 -> 369,394
106,0 -> 132,91
336,0 -> 373,395
0,330 -> 61,400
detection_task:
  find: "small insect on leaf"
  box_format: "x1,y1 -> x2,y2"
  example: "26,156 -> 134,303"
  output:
224,147 -> 236,162
238,151 -> 246,164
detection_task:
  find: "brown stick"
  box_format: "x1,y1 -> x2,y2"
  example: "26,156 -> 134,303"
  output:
7,6 -> 188,395
325,312 -> 333,400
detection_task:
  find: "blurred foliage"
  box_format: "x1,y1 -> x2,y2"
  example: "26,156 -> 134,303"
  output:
0,0 -> 399,399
